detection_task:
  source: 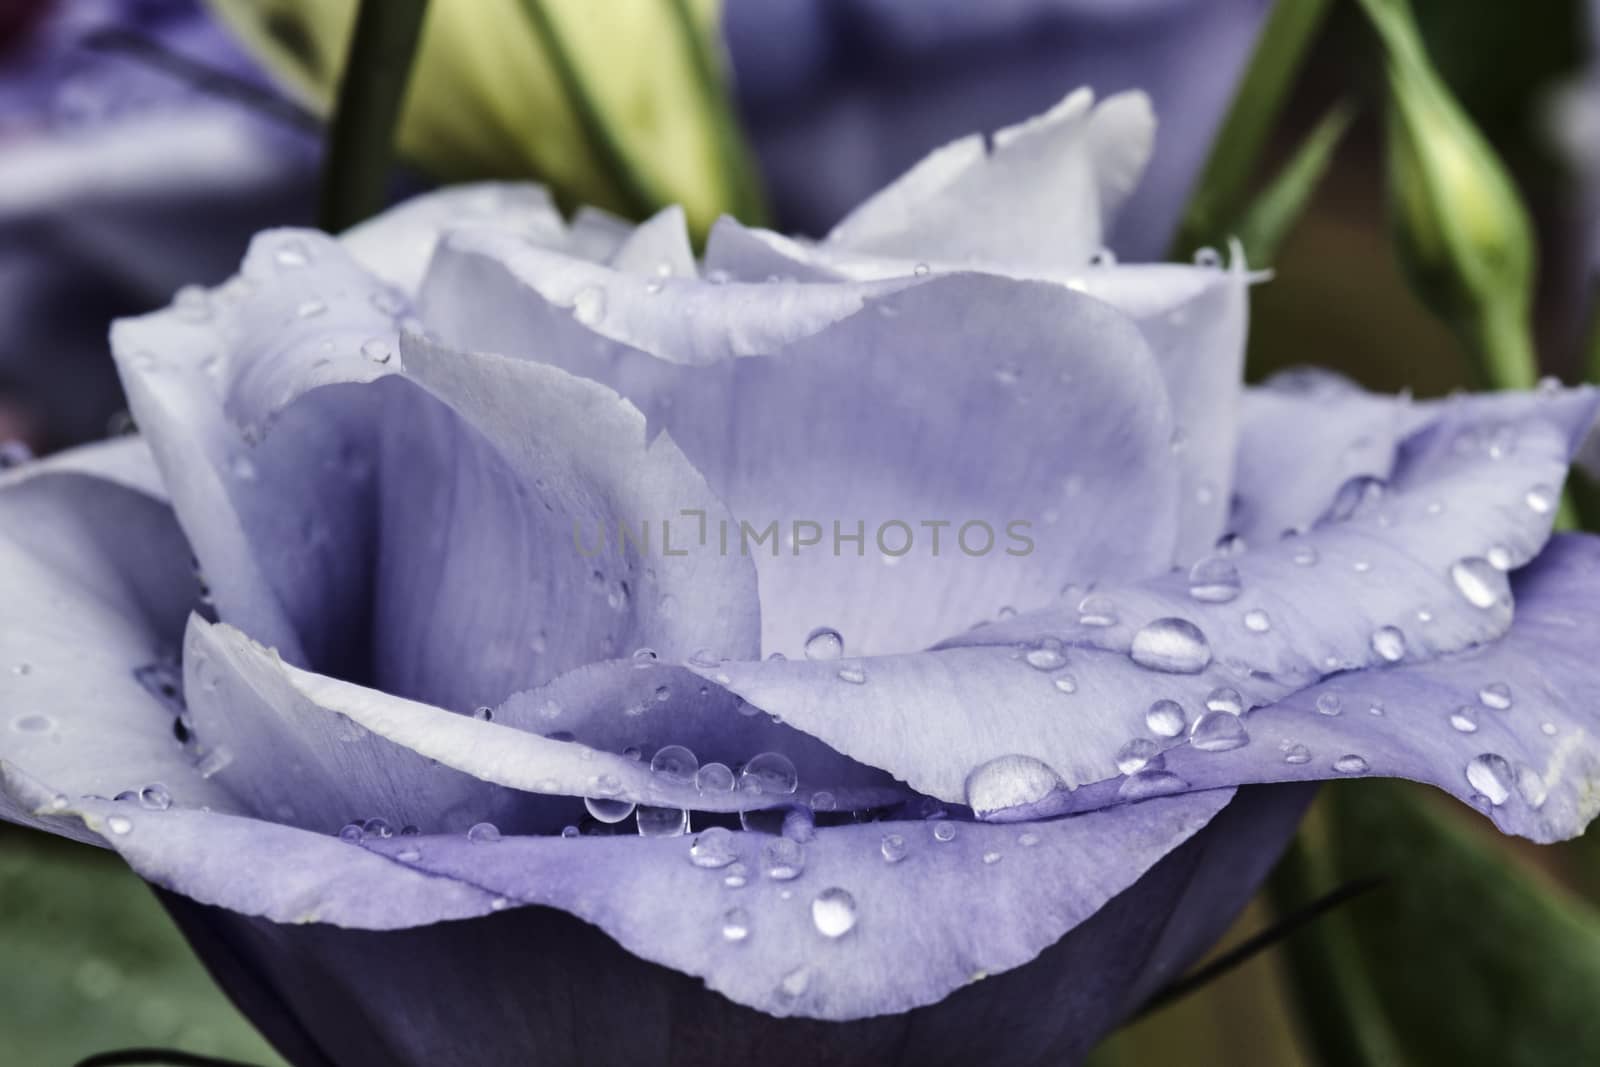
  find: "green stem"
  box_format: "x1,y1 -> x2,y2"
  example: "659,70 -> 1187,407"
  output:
1171,0 -> 1333,257
317,0 -> 430,232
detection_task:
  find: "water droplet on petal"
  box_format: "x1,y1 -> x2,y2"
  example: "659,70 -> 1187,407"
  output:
1243,609 -> 1272,633
722,907 -> 751,942
811,887 -> 858,938
1465,753 -> 1513,805
572,286 -> 606,325
1205,687 -> 1244,715
1053,674 -> 1079,695
636,805 -> 688,837
1117,768 -> 1188,800
803,627 -> 844,661
1478,682 -> 1512,710
584,797 -> 636,824
466,821 -> 501,843
689,826 -> 739,868
964,754 -> 1063,818
881,833 -> 908,863
1450,707 -> 1479,733
361,337 -> 393,364
1283,743 -> 1312,765
139,784 -> 171,811
1370,626 -> 1406,662
1525,484 -> 1555,514
836,665 -> 867,685
1516,764 -> 1548,809
1451,557 -> 1507,609
696,762 -> 735,793
761,837 -> 806,880
106,815 -> 133,836
1130,618 -> 1212,673
1187,558 -> 1242,603
1115,738 -> 1161,775
1190,711 -> 1249,752
1145,699 -> 1186,737
1023,638 -> 1067,671
740,752 -> 798,795
1314,693 -> 1342,717
650,744 -> 698,783
1333,754 -> 1369,774
1077,594 -> 1119,628
932,822 -> 957,843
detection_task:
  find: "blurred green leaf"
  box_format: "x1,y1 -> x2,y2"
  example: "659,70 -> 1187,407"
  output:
1172,0 -> 1332,258
1359,0 -> 1539,390
1233,102 -> 1356,268
318,0 -> 430,231
0,828 -> 282,1066
1273,783 -> 1600,1067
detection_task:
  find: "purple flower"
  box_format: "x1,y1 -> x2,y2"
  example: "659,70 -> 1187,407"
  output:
3,90 -> 1599,1065
723,0 -> 1273,256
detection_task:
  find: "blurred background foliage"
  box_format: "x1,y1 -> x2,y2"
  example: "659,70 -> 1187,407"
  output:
5,0 -> 1600,1064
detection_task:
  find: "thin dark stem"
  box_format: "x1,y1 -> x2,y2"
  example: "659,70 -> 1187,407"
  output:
1133,875 -> 1385,1020
80,27 -> 320,134
317,0 -> 430,232
75,1049 -> 264,1067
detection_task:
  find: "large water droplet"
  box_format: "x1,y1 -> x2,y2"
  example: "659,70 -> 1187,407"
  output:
964,754 -> 1063,818
650,744 -> 698,783
1187,558 -> 1242,603
803,627 -> 844,661
696,762 -> 735,793
636,805 -> 688,837
1130,618 -> 1212,673
139,784 -> 172,811
1190,711 -> 1249,752
466,821 -> 502,843
1466,753 -> 1514,806
689,826 -> 739,868
1451,557 -> 1507,609
761,837 -> 806,880
1145,699 -> 1186,737
584,797 -> 636,824
1370,626 -> 1406,663
740,752 -> 798,795
1205,687 -> 1244,715
811,887 -> 858,938
1115,738 -> 1161,775
881,833 -> 908,863
1333,754 -> 1369,774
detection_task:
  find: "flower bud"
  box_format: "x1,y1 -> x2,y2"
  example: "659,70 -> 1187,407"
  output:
207,0 -> 765,235
1362,0 -> 1537,387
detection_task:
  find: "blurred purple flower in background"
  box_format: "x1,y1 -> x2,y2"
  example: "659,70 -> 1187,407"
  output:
0,0 -> 316,448
4,86 -> 1600,1065
723,0 -> 1273,256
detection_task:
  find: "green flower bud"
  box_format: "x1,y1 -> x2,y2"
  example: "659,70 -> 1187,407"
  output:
1360,0 -> 1537,388
207,0 -> 765,236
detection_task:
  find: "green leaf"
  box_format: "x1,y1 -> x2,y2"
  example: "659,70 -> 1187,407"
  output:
1272,783 -> 1600,1066
1233,102 -> 1356,268
1171,0 -> 1332,258
0,827 -> 283,1066
318,0 -> 430,232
